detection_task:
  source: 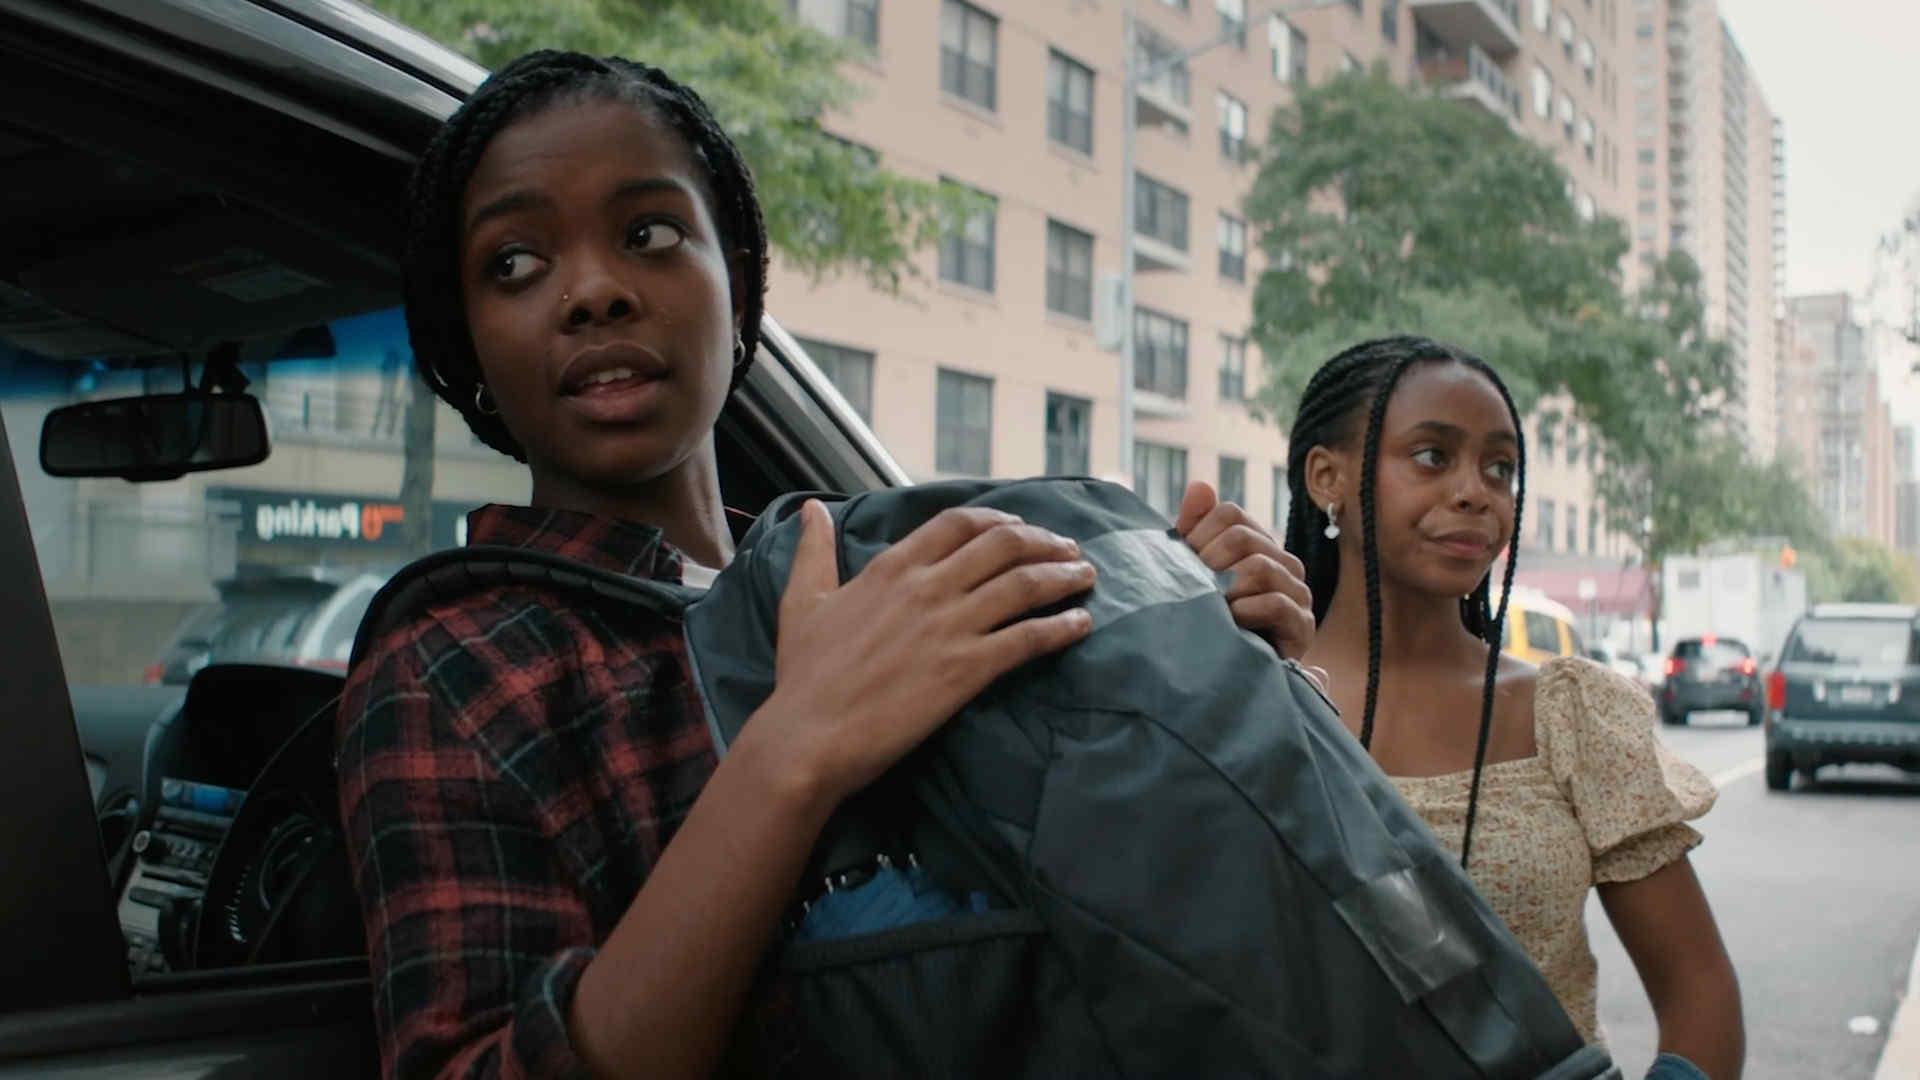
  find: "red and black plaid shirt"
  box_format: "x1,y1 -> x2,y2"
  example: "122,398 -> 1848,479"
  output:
336,504 -> 718,1078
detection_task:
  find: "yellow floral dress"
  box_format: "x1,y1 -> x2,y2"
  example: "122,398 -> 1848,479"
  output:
1387,656 -> 1717,1044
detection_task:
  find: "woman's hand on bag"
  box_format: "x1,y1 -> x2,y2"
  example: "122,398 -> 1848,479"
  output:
757,500 -> 1095,805
1175,481 -> 1319,667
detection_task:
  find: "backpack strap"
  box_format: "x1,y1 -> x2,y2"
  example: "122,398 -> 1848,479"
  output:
348,545 -> 702,671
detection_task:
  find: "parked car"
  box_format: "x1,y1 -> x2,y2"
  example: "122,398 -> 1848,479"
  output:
1765,603 -> 1920,791
147,567 -> 393,685
0,1 -> 901,1071
1505,587 -> 1587,666
1659,636 -> 1764,727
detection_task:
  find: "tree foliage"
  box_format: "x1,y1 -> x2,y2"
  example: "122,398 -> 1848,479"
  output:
367,0 -> 971,290
1245,69 -> 1807,570
1805,539 -> 1920,604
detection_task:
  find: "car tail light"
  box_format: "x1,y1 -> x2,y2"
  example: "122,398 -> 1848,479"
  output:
142,663 -> 165,685
1738,657 -> 1758,677
1665,657 -> 1686,677
1767,669 -> 1786,711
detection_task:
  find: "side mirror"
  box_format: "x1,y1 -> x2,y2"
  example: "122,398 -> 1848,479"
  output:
40,392 -> 268,481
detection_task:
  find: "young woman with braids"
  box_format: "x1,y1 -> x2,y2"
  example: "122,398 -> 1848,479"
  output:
1284,336 -> 1744,1079
336,50 -> 1314,1079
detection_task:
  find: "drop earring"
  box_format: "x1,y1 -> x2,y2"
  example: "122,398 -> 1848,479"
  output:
1323,502 -> 1341,540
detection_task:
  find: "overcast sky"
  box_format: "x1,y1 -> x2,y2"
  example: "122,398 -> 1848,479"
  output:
1716,0 -> 1920,426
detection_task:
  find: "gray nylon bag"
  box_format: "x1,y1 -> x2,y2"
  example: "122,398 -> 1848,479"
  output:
682,477 -> 1620,1078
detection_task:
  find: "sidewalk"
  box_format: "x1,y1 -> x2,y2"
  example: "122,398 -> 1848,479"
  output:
1875,928 -> 1920,1080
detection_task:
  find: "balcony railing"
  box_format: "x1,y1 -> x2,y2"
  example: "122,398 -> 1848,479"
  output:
1420,43 -> 1521,123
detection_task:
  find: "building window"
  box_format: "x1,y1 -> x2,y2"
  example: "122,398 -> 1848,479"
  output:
1218,212 -> 1248,281
1270,16 -> 1307,85
1566,506 -> 1580,553
1217,0 -> 1248,48
1557,10 -> 1574,56
1159,0 -> 1189,10
1565,422 -> 1581,465
1046,219 -> 1094,320
938,179 -> 996,292
1045,392 -> 1091,476
1343,0 -> 1363,13
1047,50 -> 1094,154
1557,91 -> 1575,138
1217,91 -> 1248,162
1135,173 -> 1190,251
790,0 -> 879,50
940,0 -> 998,111
1538,414 -> 1559,458
1532,65 -> 1552,118
1532,0 -> 1551,31
1539,498 -> 1558,550
1218,334 -> 1247,401
1133,308 -> 1189,399
1219,455 -> 1247,507
1588,507 -> 1600,554
1578,35 -> 1595,79
1136,28 -> 1192,111
1340,51 -> 1361,73
1580,114 -> 1596,159
1381,0 -> 1399,41
1272,465 -> 1292,530
1134,441 -> 1189,519
794,336 -> 875,422
936,368 -> 993,475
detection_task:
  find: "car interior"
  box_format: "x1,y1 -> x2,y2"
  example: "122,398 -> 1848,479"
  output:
0,8 -> 894,1068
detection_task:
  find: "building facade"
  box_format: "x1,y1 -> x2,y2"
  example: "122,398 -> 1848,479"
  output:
778,0 -> 1637,565
1629,0 -> 1779,458
1783,293 -> 1898,547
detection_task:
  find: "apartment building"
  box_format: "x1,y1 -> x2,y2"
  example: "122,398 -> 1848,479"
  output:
1630,0 -> 1780,459
778,0 -> 1637,565
1783,293 -> 1898,547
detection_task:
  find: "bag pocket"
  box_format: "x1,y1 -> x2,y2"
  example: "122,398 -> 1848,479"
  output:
727,909 -> 1115,1079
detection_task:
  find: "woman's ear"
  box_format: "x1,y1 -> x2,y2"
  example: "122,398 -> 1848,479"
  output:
1303,445 -> 1345,512
727,248 -> 750,343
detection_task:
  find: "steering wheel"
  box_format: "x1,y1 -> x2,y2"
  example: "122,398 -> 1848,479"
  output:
194,704 -> 362,969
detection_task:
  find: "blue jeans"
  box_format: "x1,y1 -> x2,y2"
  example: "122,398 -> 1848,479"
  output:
1646,1052 -> 1710,1080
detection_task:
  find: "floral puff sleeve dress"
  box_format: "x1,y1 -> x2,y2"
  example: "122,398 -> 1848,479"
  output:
1387,657 -> 1719,1043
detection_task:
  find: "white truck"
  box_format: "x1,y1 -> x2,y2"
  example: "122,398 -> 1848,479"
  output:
1660,551 -> 1808,663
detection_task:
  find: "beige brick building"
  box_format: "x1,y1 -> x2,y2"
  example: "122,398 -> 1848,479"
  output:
775,0 -> 1640,562
1629,0 -> 1780,459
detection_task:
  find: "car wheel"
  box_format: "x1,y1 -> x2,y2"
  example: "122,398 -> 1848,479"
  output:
1666,708 -> 1688,727
1747,706 -> 1764,727
1765,750 -> 1791,791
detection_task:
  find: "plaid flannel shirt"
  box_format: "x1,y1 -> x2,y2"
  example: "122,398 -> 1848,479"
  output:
336,504 -> 719,1078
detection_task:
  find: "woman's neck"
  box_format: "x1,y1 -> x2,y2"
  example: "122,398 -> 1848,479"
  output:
528,441 -> 735,569
1312,557 -> 1482,671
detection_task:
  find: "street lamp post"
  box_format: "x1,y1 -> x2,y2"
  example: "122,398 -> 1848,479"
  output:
1116,0 -> 1346,490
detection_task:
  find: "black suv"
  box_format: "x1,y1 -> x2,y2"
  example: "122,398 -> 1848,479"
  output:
1765,604 -> 1920,791
1659,636 -> 1764,727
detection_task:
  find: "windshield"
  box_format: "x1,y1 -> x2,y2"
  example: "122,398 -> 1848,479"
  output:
2,304 -> 530,686
1784,620 -> 1919,667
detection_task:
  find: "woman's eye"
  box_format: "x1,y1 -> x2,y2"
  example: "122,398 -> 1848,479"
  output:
487,250 -> 545,284
1412,448 -> 1447,468
1487,460 -> 1518,484
628,220 -> 687,253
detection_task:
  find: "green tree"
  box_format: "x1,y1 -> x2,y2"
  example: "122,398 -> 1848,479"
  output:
1806,539 -> 1920,604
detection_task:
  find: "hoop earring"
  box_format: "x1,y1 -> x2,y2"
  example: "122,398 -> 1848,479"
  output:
1323,502 -> 1341,540
732,334 -> 747,365
473,383 -> 499,417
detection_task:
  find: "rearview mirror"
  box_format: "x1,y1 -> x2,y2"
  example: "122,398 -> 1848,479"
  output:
40,392 -> 269,480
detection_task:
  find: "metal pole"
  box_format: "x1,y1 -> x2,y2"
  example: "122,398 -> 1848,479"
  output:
1118,2 -> 1137,491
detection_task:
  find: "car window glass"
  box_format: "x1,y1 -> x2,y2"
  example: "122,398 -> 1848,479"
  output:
1784,620 -> 1917,666
1524,611 -> 1561,653
315,581 -> 383,665
3,297 -> 531,686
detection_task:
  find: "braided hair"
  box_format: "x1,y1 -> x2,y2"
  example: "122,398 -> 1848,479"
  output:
401,50 -> 770,460
1283,336 -> 1527,868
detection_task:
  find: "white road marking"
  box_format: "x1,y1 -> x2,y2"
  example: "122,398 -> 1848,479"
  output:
1710,757 -> 1767,788
1854,1016 -> 1884,1037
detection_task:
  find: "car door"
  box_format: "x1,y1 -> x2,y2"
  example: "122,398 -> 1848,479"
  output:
0,2 -> 901,1074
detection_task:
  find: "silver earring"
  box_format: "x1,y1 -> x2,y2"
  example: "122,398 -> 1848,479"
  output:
1323,502 -> 1341,540
473,383 -> 498,416
732,334 -> 747,364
